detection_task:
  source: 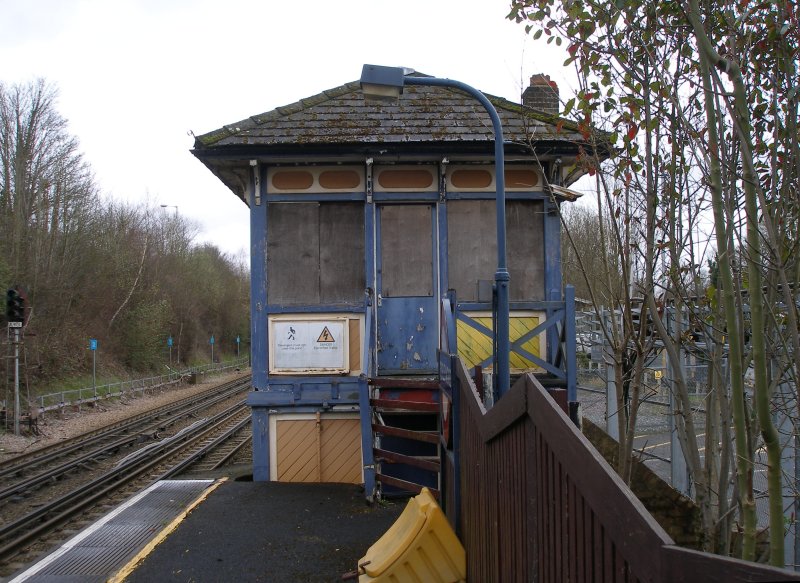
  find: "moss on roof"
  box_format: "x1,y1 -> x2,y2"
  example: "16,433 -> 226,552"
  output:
193,77 -> 589,151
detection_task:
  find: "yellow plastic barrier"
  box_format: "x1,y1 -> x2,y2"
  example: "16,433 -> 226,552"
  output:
357,488 -> 466,583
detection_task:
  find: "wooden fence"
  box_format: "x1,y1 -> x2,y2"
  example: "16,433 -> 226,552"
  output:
440,355 -> 799,582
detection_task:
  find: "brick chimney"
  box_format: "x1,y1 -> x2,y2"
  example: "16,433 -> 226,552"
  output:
522,74 -> 560,114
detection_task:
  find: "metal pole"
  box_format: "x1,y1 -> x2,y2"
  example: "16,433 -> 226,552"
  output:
603,309 -> 619,440
405,76 -> 510,397
667,307 -> 690,495
775,353 -> 799,570
92,348 -> 96,396
14,328 -> 20,436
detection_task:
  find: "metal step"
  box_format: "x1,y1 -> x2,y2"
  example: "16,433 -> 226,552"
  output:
376,473 -> 440,499
370,398 -> 439,413
368,377 -> 441,500
373,448 -> 440,472
371,423 -> 439,444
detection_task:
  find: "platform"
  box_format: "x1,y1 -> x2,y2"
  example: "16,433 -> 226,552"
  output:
9,480 -> 404,583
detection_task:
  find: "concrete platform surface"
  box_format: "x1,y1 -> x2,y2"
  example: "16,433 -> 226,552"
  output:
125,480 -> 403,583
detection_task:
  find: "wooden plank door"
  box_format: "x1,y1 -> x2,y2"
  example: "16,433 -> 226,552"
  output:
376,204 -> 439,375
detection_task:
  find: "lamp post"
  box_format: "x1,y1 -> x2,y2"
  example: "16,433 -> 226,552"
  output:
359,64 -> 511,398
160,204 -> 178,217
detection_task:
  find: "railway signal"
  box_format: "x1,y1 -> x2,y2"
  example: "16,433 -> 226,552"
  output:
6,287 -> 26,326
6,287 -> 26,436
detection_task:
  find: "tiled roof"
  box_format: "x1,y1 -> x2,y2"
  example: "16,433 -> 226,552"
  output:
193,76 -> 586,151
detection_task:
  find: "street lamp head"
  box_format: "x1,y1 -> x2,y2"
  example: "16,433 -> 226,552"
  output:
160,204 -> 178,217
359,64 -> 413,103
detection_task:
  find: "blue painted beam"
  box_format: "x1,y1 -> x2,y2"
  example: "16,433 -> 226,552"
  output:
250,164 -> 268,390
543,199 -> 562,365
357,377 -> 376,501
565,285 -> 577,404
266,304 -> 364,314
250,406 -> 270,481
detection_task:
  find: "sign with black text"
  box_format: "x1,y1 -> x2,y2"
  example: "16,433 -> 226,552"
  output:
270,319 -> 348,372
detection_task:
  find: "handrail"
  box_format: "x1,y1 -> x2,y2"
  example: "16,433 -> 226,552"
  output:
360,298 -> 377,501
454,363 -> 798,581
440,292 -> 457,358
449,285 -> 578,407
363,298 -> 375,378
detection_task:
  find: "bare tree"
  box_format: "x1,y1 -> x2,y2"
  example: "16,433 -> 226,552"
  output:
510,0 -> 800,564
1,79 -> 250,386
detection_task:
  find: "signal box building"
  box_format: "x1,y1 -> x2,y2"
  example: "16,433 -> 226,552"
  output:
192,72 -> 593,498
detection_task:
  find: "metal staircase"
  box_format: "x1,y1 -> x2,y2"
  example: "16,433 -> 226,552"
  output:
368,377 -> 441,499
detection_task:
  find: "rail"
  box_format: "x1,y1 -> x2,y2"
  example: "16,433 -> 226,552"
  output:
450,285 -> 577,407
0,377 -> 251,499
439,357 -> 799,581
0,399 -> 249,565
29,356 -> 249,413
359,301 -> 377,500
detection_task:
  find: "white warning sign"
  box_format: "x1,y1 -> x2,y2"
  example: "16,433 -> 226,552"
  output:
271,319 -> 347,371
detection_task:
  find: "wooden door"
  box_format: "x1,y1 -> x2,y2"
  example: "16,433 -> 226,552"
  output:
376,204 -> 439,375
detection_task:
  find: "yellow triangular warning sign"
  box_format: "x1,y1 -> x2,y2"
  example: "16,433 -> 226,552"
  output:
317,326 -> 335,343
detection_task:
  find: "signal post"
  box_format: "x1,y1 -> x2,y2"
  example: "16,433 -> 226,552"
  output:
6,287 -> 26,436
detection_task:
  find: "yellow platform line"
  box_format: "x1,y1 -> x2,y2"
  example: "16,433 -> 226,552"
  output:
109,477 -> 228,583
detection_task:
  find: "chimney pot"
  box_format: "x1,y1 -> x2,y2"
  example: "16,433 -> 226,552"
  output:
522,73 -> 560,114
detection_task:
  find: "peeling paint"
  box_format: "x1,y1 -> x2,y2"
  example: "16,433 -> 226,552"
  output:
413,352 -> 421,362
417,323 -> 425,332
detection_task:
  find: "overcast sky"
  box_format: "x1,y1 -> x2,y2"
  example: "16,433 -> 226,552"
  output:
1,0 -> 573,259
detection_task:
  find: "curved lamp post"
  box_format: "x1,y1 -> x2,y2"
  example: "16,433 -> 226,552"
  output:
160,204 -> 178,217
359,64 -> 510,398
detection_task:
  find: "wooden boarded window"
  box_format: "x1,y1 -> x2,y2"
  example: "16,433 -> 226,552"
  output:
380,205 -> 433,297
268,203 -> 364,304
447,200 -> 544,301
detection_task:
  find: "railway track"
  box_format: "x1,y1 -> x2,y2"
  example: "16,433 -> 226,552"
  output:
179,418 -> 252,475
0,376 -> 250,505
0,376 -> 253,576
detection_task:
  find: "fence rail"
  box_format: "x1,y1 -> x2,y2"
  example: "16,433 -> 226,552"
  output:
23,357 -> 250,414
442,357 -> 798,581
